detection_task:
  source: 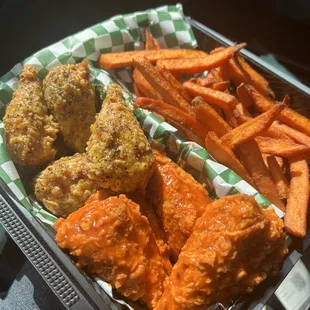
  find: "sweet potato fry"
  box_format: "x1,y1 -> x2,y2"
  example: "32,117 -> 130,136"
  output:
262,154 -> 284,170
263,124 -> 292,140
98,49 -> 207,69
255,136 -> 310,158
221,104 -> 285,148
161,67 -> 193,102
236,83 -> 253,108
211,81 -> 230,91
234,113 -> 292,140
247,84 -> 310,136
156,43 -> 246,74
237,140 -> 285,211
223,108 -> 238,128
193,75 -> 216,87
205,132 -> 254,186
219,63 -> 230,81
235,53 -> 275,98
235,102 -> 252,118
266,156 -> 290,200
183,81 -> 238,110
210,104 -> 225,118
210,46 -> 225,54
282,94 -> 290,106
133,82 -> 142,97
285,156 -> 309,238
134,97 -> 209,140
228,57 -> 247,86
192,97 -> 232,137
133,69 -> 163,100
210,69 -> 223,82
169,120 -> 204,146
133,57 -> 192,112
273,123 -> 310,146
145,30 -> 160,50
173,74 -> 186,84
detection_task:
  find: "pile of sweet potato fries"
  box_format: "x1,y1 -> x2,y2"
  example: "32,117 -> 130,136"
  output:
98,31 -> 310,239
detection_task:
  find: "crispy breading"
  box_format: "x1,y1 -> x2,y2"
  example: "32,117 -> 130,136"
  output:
43,59 -> 96,152
3,65 -> 58,166
86,83 -> 155,193
55,195 -> 167,309
34,153 -> 101,217
147,150 -> 211,261
155,195 -> 288,310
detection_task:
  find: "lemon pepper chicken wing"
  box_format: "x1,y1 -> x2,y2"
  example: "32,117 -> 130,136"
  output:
55,195 -> 167,309
3,65 -> 58,166
146,150 -> 211,261
86,83 -> 155,193
155,195 -> 288,310
34,153 -> 102,217
43,59 -> 96,152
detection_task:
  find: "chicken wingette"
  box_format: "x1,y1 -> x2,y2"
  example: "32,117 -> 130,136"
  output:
128,189 -> 172,275
43,59 -> 96,152
86,83 -> 155,193
155,195 -> 288,310
55,195 -> 167,309
34,153 -> 101,217
3,65 -> 58,166
146,150 -> 211,261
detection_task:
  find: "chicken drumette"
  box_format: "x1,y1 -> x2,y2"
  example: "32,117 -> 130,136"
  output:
86,83 -> 155,193
155,195 -> 288,310
43,59 -> 96,153
3,65 -> 58,166
34,153 -> 102,217
147,150 -> 211,261
55,195 -> 168,309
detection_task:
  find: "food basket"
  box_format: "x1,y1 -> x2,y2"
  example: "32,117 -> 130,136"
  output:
0,4 -> 310,310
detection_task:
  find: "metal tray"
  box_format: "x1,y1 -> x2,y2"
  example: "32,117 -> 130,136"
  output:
1,18 -> 310,310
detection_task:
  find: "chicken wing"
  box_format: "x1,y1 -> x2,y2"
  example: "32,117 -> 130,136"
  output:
128,190 -> 172,275
43,59 -> 96,152
146,150 -> 211,261
86,83 -> 155,193
34,153 -> 101,217
3,65 -> 58,166
55,195 -> 167,309
155,195 -> 288,310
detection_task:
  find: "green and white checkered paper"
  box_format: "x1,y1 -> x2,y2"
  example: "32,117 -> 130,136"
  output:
0,3 -> 284,309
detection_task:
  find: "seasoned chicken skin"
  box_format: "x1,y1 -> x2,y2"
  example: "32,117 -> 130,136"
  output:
155,195 -> 288,310
147,150 -> 211,261
86,83 -> 155,193
43,59 -> 96,152
3,65 -> 58,166
34,153 -> 101,217
55,195 -> 167,309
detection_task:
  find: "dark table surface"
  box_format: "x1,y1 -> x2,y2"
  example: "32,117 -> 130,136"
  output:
1,0 -> 310,309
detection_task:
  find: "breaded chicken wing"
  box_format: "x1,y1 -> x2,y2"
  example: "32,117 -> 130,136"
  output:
155,195 -> 288,310
86,83 -> 155,193
55,195 -> 167,309
43,59 -> 96,152
146,150 -> 211,261
86,189 -> 172,276
3,65 -> 58,166
34,153 -> 101,217
128,190 -> 172,275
